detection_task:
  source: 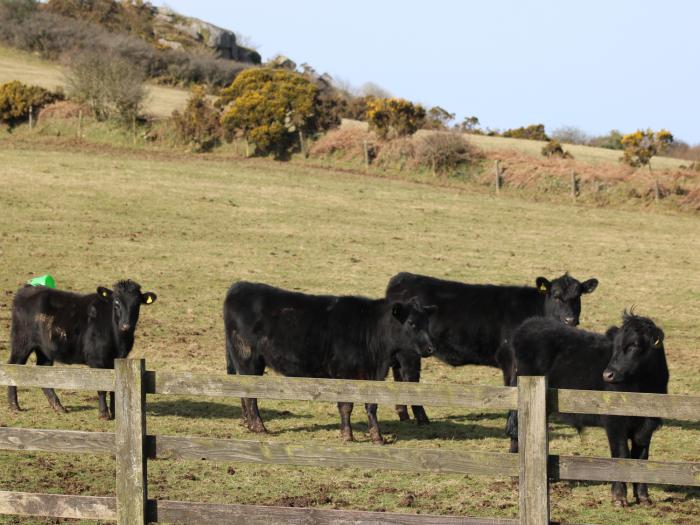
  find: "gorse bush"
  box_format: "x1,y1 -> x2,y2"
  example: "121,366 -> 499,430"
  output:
366,98 -> 426,139
171,87 -> 222,152
0,80 -> 63,127
541,139 -> 573,159
66,52 -> 145,124
502,124 -> 549,141
219,68 -> 319,158
621,129 -> 674,167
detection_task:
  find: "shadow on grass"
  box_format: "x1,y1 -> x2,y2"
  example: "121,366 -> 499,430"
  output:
147,399 -> 312,421
663,419 -> 700,432
555,480 -> 700,501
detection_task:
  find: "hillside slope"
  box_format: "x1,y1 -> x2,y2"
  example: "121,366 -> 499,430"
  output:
0,45 -> 190,119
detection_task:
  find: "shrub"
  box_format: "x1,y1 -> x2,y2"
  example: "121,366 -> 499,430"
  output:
219,68 -> 318,158
366,98 -> 426,139
340,95 -> 374,121
66,52 -> 145,124
551,125 -> 590,145
541,139 -> 573,159
502,124 -> 549,141
374,137 -> 415,169
620,129 -> 674,167
171,87 -> 222,152
308,128 -> 372,161
413,132 -> 479,175
423,106 -> 455,130
0,80 -> 63,127
589,129 -> 623,150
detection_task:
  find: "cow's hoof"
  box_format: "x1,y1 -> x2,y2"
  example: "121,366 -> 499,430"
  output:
9,404 -> 22,413
99,412 -> 110,421
369,429 -> 384,445
52,405 -> 68,414
636,496 -> 653,506
341,432 -> 354,443
248,422 -> 267,434
613,498 -> 629,508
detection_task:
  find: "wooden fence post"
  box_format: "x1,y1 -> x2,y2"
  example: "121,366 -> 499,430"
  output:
518,376 -> 549,525
77,110 -> 83,140
571,170 -> 578,199
363,141 -> 370,170
115,358 -> 147,525
495,160 -> 502,194
28,106 -> 34,130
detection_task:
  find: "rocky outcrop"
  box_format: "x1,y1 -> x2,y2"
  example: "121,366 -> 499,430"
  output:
153,6 -> 261,64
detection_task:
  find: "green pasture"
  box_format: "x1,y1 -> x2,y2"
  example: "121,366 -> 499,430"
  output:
0,143 -> 698,524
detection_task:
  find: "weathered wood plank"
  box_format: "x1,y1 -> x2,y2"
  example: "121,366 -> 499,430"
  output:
152,499 -> 518,525
554,455 -> 700,486
554,389 -> 700,421
0,491 -> 116,520
115,358 -> 147,525
0,428 -> 114,455
519,376 -> 550,525
148,371 -> 517,409
0,364 -> 114,391
153,435 -> 518,477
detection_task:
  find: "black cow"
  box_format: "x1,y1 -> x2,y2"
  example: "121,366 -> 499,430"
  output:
385,272 -> 598,423
505,312 -> 669,507
8,280 -> 157,419
224,281 -> 437,444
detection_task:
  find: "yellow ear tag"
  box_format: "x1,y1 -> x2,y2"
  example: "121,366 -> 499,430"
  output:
539,284 -> 547,292
102,291 -> 109,297
145,296 -> 153,304
653,337 -> 661,348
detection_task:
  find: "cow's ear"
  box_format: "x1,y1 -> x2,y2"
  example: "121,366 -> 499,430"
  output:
581,278 -> 598,294
97,287 -> 113,300
424,305 -> 438,317
605,326 -> 619,340
391,302 -> 409,323
141,292 -> 157,305
535,277 -> 550,294
652,328 -> 664,349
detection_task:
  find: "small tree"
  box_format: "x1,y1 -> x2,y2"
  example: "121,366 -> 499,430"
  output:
541,139 -> 573,159
414,132 -> 479,175
424,106 -> 455,130
366,98 -> 426,139
171,87 -> 221,152
621,129 -> 674,167
459,115 -> 480,133
0,80 -> 62,127
66,52 -> 146,125
219,67 -> 318,157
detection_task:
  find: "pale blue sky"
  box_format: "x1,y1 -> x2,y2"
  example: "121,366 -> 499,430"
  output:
155,1 -> 699,143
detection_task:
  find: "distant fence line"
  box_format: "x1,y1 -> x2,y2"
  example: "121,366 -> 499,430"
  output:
0,360 -> 699,525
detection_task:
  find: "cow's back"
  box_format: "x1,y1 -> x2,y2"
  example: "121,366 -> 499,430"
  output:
386,273 -> 543,366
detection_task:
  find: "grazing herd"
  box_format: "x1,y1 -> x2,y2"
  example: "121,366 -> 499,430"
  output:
6,272 -> 672,506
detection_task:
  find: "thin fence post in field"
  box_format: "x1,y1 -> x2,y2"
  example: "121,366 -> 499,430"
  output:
77,110 -> 83,139
495,160 -> 502,194
115,358 -> 147,525
571,170 -> 578,199
28,106 -> 34,130
518,376 -> 549,525
363,140 -> 370,170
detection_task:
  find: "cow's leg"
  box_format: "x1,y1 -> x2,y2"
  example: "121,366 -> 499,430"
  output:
391,363 -> 410,422
36,352 -> 67,414
495,342 -> 514,387
365,403 -> 384,444
240,356 -> 267,434
505,410 -> 519,453
97,391 -> 110,420
394,351 -> 429,424
109,391 -> 115,421
338,402 -> 354,442
631,440 -> 652,505
606,426 -> 630,507
7,342 -> 36,411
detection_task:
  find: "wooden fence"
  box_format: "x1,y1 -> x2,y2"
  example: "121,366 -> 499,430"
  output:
0,359 -> 699,525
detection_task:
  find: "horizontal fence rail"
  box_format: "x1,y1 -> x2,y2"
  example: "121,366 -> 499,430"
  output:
1,361 -> 699,525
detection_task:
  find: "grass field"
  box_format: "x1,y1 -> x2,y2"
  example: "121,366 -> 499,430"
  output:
0,141 -> 698,524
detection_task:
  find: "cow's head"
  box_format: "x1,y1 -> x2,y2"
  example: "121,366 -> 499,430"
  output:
536,273 -> 598,326
391,297 -> 437,357
603,311 -> 666,384
97,280 -> 157,334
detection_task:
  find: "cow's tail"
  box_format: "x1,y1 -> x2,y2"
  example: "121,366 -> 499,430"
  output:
225,332 -> 237,375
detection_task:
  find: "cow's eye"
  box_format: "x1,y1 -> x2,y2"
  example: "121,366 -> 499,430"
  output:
408,320 -> 416,329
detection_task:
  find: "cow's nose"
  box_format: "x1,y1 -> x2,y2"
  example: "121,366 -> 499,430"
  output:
119,323 -> 131,332
564,317 -> 577,326
602,370 -> 615,382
